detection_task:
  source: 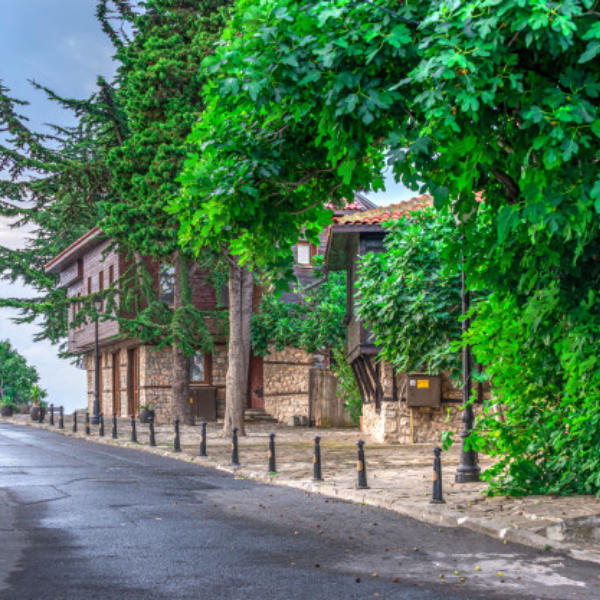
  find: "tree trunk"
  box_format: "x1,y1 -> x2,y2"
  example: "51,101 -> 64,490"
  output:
171,252 -> 194,425
223,259 -> 253,436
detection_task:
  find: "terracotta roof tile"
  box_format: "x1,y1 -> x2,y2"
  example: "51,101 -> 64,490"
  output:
332,194 -> 433,227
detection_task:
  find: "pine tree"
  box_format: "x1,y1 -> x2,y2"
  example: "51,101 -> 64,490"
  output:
97,0 -> 233,425
0,80 -> 119,354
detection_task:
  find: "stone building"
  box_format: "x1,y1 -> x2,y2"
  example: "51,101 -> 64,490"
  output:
324,195 -> 486,443
44,193 -> 376,425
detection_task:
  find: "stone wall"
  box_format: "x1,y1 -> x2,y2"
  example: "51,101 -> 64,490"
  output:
139,346 -> 172,422
361,365 -> 485,444
263,346 -> 314,423
84,342 -> 134,419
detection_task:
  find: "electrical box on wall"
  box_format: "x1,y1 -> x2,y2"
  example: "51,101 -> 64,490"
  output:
406,374 -> 441,408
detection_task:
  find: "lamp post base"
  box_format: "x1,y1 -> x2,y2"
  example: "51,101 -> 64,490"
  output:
455,467 -> 481,484
455,438 -> 481,484
90,416 -> 100,426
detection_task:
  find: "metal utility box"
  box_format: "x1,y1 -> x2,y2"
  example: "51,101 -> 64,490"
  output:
406,374 -> 442,408
189,386 -> 217,421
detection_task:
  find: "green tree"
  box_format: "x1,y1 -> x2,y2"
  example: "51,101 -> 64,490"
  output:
252,261 -> 361,423
173,0 -> 600,493
356,209 -> 464,380
252,260 -> 347,357
2,2 -> 232,427
0,339 -> 45,405
97,0 -> 234,427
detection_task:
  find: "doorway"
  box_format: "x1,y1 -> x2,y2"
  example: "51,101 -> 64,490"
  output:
112,351 -> 121,415
249,354 -> 264,410
127,348 -> 139,415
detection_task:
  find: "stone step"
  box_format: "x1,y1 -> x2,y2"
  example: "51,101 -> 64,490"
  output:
216,409 -> 279,424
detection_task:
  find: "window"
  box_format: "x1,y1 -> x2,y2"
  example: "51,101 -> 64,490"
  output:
297,241 -> 315,266
99,271 -> 104,310
190,353 -> 208,384
159,264 -> 175,306
88,277 -> 92,295
109,265 -> 114,286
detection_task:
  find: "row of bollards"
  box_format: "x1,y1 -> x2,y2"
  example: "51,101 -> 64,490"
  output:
45,404 -> 65,429
56,412 -> 447,503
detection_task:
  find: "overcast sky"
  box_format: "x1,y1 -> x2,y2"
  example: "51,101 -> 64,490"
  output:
0,1 -> 413,412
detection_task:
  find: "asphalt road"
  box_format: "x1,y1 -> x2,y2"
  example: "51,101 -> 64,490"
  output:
1,423 -> 598,600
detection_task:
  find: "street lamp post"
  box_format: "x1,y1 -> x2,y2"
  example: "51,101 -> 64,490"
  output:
454,209 -> 481,484
91,296 -> 102,426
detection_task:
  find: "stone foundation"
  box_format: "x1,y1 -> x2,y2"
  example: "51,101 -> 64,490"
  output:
84,343 -> 229,424
361,364 -> 487,444
362,400 -> 483,444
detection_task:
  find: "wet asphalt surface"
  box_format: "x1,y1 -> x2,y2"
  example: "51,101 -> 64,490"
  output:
1,423 -> 599,600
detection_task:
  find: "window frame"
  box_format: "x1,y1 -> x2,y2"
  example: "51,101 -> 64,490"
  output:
296,240 -> 317,266
189,353 -> 210,385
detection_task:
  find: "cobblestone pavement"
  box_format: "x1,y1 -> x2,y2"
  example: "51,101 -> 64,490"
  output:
5,412 -> 600,565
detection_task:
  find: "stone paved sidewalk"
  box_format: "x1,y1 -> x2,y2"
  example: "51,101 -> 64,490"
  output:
4,412 -> 600,565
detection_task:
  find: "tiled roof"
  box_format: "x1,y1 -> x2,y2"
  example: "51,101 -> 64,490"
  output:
332,194 -> 433,227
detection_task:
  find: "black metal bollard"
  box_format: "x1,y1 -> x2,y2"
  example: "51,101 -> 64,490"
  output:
130,414 -> 137,443
38,405 -> 43,424
231,427 -> 240,466
356,439 -> 370,490
268,433 -> 277,473
313,436 -> 324,482
99,413 -> 105,437
112,412 -> 118,439
173,419 -> 181,452
430,447 -> 446,504
72,411 -> 77,433
58,406 -> 64,429
199,421 -> 207,457
49,404 -> 54,426
85,411 -> 90,435
149,416 -> 156,447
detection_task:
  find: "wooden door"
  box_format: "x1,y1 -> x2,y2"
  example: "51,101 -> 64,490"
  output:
249,354 -> 264,409
112,352 -> 120,415
127,348 -> 139,414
